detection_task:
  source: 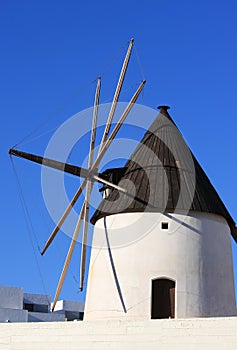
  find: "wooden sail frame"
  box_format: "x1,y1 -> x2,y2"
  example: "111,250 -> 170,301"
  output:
9,39 -> 146,310
98,38 -> 134,153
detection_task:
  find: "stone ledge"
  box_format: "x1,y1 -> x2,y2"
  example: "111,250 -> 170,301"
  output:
1,317 -> 237,350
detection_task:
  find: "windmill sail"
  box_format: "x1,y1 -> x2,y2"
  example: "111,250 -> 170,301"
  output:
9,38 -> 147,309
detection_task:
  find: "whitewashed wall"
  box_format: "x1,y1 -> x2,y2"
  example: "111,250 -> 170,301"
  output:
85,211 -> 236,320
1,317 -> 237,349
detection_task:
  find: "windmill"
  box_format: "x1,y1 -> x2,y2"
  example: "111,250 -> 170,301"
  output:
84,105 -> 237,320
9,38 -> 237,320
9,38 -> 146,311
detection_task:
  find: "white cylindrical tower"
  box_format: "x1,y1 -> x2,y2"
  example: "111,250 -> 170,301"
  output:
84,106 -> 237,320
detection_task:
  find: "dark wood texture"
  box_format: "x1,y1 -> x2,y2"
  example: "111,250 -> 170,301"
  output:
91,107 -> 237,242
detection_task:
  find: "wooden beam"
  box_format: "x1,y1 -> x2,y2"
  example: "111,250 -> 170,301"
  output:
41,180 -> 87,255
88,77 -> 101,169
99,38 -> 134,153
79,76 -> 101,291
51,203 -> 85,311
93,79 -> 146,171
79,181 -> 91,291
9,149 -> 89,178
93,174 -> 127,193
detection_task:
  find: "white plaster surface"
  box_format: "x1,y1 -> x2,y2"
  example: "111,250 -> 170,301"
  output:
0,286 -> 23,310
53,300 -> 84,313
85,211 -> 236,320
1,317 -> 237,349
0,308 -> 28,323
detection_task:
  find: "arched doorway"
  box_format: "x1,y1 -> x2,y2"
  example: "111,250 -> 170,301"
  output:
151,278 -> 175,319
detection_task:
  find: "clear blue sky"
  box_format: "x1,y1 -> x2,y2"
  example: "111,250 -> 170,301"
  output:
1,0 -> 237,304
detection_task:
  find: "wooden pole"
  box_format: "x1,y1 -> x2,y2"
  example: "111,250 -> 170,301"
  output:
41,180 -> 87,255
79,76 -> 101,291
88,77 -> 101,169
40,173 -> 126,255
79,181 -> 91,291
9,149 -> 89,178
51,203 -> 85,311
99,38 -> 134,153
93,79 -> 146,171
93,175 -> 127,193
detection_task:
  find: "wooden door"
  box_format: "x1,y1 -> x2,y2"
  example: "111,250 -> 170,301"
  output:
151,278 -> 175,319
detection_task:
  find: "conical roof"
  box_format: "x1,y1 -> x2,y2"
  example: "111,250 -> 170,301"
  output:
91,106 -> 237,242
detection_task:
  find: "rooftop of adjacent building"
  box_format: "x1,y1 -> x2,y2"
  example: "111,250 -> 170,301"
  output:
0,285 -> 84,323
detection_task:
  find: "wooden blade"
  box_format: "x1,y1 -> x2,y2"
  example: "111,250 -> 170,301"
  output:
92,79 -> 146,171
95,174 -> 155,208
41,179 -> 87,255
78,77 -> 101,291
9,149 -> 89,178
88,77 -> 101,169
51,203 -> 85,312
79,180 -> 92,291
93,174 -> 127,193
99,38 -> 134,153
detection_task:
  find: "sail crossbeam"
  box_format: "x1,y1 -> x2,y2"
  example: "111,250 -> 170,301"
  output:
9,149 -> 90,179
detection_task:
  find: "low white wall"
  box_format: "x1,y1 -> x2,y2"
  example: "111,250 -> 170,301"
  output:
1,317 -> 237,349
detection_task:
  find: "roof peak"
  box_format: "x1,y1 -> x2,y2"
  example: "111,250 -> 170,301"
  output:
157,105 -> 170,111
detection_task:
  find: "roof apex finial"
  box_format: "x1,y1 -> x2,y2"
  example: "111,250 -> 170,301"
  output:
157,105 -> 170,111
